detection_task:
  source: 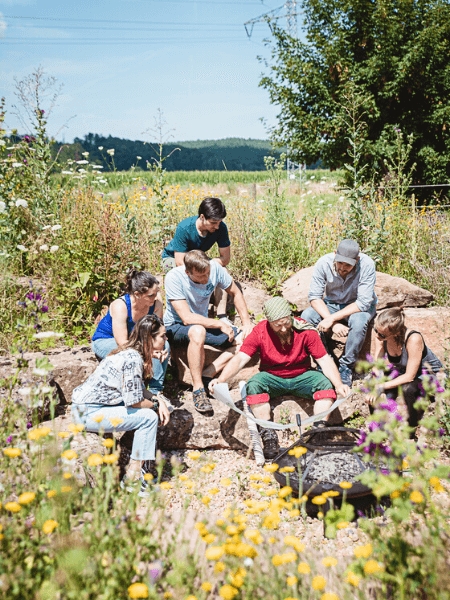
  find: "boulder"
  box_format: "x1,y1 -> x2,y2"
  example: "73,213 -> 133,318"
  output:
281,268 -> 434,312
238,282 -> 272,318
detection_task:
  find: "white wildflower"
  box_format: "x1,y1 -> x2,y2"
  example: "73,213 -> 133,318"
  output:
32,331 -> 64,339
0,140 -> 5,146
51,224 -> 62,231
328,203 -> 333,207
310,176 -> 315,180
82,152 -> 89,157
307,190 -> 312,195
78,169 -> 86,174
41,386 -> 53,394
18,387 -> 32,397
93,165 -> 103,169
290,174 -> 296,179
33,368 -> 48,377
319,200 -> 324,204
0,200 -> 6,212
76,160 -> 89,165
61,171 -> 73,175
12,162 -> 23,168
136,156 -> 142,160
15,199 -> 28,208
17,245 -> 28,251
338,196 -> 345,201
50,245 -> 59,253
107,149 -> 115,156
42,225 -> 51,230
39,244 -> 49,251
98,146 -> 104,150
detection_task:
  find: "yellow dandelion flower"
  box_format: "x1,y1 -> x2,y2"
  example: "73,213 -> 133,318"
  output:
288,446 -> 307,457
143,473 -> 153,481
18,492 -> 36,505
61,449 -> 77,461
287,576 -> 298,586
5,502 -> 21,512
187,451 -> 201,460
244,529 -> 263,544
61,486 -> 72,493
160,482 -> 173,490
279,486 -> 293,498
280,466 -> 295,473
42,519 -> 59,534
201,496 -> 211,506
339,481 -> 352,489
202,533 -> 215,544
103,438 -> 114,448
312,575 -> 326,590
3,447 -> 21,458
68,423 -> 85,433
88,453 -> 103,467
209,487 -> 219,495
201,582 -> 212,592
263,463 -> 279,472
58,432 -> 71,438
410,490 -> 424,503
226,525 -> 238,535
322,556 -> 338,567
108,417 -> 124,428
345,571 -> 360,586
47,490 -> 57,498
336,521 -> 349,529
311,495 -> 326,505
219,585 -> 238,600
216,518 -> 225,526
206,546 -> 224,560
429,477 -> 445,493
320,594 -> 339,600
364,560 -> 383,574
284,535 -> 305,552
221,478 -> 232,487
215,561 -> 225,573
298,562 -> 311,574
390,490 -> 400,499
128,583 -> 149,598
91,414 -> 105,423
354,544 -> 372,558
63,473 -> 72,480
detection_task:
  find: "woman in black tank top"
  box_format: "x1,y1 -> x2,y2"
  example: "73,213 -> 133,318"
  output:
366,307 -> 444,434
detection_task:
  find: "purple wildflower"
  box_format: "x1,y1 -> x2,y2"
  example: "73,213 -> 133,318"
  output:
6,435 -> 13,444
27,422 -> 32,429
41,306 -> 49,313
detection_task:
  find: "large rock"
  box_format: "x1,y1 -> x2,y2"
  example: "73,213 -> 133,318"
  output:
281,267 -> 434,312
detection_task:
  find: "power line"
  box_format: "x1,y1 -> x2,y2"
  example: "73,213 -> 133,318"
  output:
6,24 -> 241,31
4,16 -> 241,27
0,38 -> 249,45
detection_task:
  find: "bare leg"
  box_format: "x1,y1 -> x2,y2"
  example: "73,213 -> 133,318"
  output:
314,398 -> 333,421
202,345 -> 239,377
125,459 -> 143,477
187,325 -> 207,390
251,402 -> 271,421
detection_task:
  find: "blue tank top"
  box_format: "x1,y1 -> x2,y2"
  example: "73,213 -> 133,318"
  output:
92,294 -> 155,341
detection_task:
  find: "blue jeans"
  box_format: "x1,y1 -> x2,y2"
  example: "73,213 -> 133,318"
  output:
71,402 -> 159,461
301,301 -> 376,370
91,338 -> 170,395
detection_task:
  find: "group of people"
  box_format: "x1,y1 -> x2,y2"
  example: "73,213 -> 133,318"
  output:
72,196 -> 445,495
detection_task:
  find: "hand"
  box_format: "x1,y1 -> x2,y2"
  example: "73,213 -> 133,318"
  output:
365,393 -> 376,405
208,378 -> 221,394
220,321 -> 235,342
336,384 -> 351,398
239,323 -> 253,341
158,399 -> 170,426
317,317 -> 335,333
332,323 -> 349,338
152,347 -> 169,363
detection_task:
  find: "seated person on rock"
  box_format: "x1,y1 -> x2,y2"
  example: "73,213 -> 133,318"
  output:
91,270 -> 170,402
366,307 -> 446,435
301,239 -> 377,387
72,315 -> 171,497
209,297 -> 351,459
163,249 -> 253,414
161,196 -> 231,318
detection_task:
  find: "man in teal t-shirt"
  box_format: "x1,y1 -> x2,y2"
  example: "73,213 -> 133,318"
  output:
162,197 -> 231,317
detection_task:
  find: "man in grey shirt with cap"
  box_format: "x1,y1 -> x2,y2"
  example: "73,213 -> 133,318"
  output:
301,239 -> 377,386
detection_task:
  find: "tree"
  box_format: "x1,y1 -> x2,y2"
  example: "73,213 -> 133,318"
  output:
259,0 -> 450,186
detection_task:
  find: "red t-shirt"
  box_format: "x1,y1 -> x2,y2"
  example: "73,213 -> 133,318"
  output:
240,319 -> 327,378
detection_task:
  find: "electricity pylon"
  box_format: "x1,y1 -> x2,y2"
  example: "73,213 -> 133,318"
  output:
244,0 -> 298,38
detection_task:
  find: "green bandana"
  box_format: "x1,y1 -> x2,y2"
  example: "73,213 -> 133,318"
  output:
263,296 -> 318,333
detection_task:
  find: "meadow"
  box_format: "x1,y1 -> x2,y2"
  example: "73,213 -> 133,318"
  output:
1,112 -> 450,600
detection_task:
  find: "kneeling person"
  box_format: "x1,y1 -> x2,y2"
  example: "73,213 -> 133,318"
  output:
164,249 -> 252,413
209,297 -> 350,459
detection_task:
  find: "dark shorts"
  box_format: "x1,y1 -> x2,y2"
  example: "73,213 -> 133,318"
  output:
166,322 -> 238,349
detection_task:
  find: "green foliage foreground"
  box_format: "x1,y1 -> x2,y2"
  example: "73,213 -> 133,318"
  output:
0,294 -> 450,600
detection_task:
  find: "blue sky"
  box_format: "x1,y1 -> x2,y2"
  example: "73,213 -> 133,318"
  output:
0,0 -> 296,143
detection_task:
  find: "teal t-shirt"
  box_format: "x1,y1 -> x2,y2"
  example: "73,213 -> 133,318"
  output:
162,216 -> 230,259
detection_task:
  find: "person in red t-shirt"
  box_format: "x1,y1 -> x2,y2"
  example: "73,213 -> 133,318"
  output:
209,297 -> 351,459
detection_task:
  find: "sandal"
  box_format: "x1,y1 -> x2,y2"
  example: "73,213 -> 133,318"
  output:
193,388 -> 213,413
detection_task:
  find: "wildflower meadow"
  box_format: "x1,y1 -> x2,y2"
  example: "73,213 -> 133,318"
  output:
1,94 -> 450,600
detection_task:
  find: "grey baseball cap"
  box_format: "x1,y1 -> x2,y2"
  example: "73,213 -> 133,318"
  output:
335,239 -> 360,266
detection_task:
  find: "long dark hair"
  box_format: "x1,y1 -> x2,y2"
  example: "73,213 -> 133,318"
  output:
375,307 -> 407,345
125,269 -> 159,295
110,314 -> 163,378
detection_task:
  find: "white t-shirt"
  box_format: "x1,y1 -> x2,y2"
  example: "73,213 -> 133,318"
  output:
163,262 -> 232,327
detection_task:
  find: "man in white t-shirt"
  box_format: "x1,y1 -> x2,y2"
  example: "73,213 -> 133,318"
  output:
164,249 -> 253,413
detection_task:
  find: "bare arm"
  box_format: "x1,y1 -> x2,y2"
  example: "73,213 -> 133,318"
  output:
213,246 -> 231,268
170,298 -> 228,330
174,251 -> 186,267
209,351 -> 252,393
316,354 -> 351,398
110,299 -> 129,346
225,281 -> 253,338
154,298 -> 164,319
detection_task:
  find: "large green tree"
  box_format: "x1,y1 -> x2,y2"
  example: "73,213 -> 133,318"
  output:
260,0 -> 450,185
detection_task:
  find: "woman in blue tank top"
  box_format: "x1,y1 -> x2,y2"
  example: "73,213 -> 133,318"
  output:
92,270 -> 170,396
366,307 -> 445,433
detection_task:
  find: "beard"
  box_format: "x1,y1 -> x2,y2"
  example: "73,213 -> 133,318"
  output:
277,330 -> 293,346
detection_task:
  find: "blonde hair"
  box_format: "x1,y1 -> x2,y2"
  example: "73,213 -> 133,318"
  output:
375,307 -> 407,345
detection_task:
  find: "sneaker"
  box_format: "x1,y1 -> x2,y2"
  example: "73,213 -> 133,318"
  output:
339,365 -> 353,387
120,468 -> 156,498
259,428 -> 280,460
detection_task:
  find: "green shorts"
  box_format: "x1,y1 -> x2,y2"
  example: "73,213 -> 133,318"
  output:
246,370 -> 336,401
